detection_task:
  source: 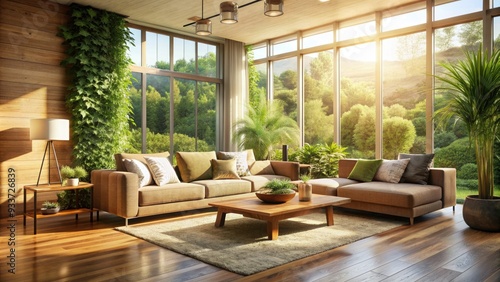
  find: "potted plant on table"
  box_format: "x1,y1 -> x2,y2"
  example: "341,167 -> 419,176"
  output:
60,165 -> 88,186
434,46 -> 500,232
298,174 -> 312,202
256,179 -> 296,203
41,201 -> 60,215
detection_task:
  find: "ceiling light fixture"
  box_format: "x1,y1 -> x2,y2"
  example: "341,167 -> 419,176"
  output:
264,0 -> 284,17
196,0 -> 212,36
220,1 -> 238,24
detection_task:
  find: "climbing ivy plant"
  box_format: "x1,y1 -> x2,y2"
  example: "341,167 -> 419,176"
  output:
59,4 -> 133,171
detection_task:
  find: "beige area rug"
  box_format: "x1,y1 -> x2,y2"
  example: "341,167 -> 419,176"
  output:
116,209 -> 405,275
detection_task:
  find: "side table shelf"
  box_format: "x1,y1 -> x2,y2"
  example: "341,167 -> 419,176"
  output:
23,182 -> 96,234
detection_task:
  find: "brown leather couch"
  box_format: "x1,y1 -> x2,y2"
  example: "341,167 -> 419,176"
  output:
308,159 -> 456,224
91,151 -> 299,225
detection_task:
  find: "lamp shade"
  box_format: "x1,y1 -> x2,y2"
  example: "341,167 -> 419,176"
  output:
30,119 -> 69,141
264,0 -> 284,17
220,2 -> 238,24
196,19 -> 212,35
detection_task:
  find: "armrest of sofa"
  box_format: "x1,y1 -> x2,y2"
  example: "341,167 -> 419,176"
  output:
91,169 -> 140,218
428,168 -> 456,208
270,161 -> 300,181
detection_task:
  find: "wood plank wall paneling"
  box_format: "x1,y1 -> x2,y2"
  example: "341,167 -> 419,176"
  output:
0,0 -> 72,218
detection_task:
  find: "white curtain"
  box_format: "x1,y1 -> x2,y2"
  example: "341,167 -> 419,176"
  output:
222,39 -> 248,151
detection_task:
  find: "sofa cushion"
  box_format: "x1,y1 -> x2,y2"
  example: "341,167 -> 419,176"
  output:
144,156 -> 180,185
211,159 -> 240,180
139,183 -> 205,206
176,151 -> 217,182
242,175 -> 290,191
115,151 -> 170,171
250,160 -> 275,175
216,151 -> 251,176
192,179 -> 252,198
373,159 -> 410,183
337,182 -> 442,208
123,158 -> 153,187
399,153 -> 435,185
308,178 -> 359,196
348,159 -> 383,182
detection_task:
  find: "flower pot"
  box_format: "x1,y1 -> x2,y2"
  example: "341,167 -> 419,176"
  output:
41,206 -> 60,215
462,195 -> 500,232
256,192 -> 296,203
66,178 -> 79,186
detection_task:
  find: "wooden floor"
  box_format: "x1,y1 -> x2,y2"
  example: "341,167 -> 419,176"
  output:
1,205 -> 499,281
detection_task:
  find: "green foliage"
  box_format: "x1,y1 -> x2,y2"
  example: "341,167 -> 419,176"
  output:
434,138 -> 475,168
260,179 -> 296,194
290,143 -> 348,178
60,4 -> 133,171
456,179 -> 479,191
410,136 -> 426,154
60,165 -> 88,179
233,92 -> 299,160
382,117 -> 416,159
434,132 -> 457,149
434,46 -> 500,198
57,189 -> 91,210
43,201 -> 59,209
458,163 -> 478,180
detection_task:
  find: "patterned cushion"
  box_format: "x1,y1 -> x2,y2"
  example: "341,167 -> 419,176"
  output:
373,159 -> 410,183
211,159 -> 240,180
144,156 -> 180,186
123,158 -> 153,187
216,151 -> 251,176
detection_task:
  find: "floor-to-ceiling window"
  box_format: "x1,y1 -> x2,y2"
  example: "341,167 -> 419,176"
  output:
127,26 -> 221,155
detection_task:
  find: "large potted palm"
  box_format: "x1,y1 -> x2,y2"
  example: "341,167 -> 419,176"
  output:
434,46 -> 500,232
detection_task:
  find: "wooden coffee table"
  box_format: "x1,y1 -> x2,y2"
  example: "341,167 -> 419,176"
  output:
208,194 -> 351,240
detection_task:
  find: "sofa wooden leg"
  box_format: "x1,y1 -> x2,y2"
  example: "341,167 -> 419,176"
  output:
125,218 -> 129,227
453,206 -> 456,213
409,217 -> 414,225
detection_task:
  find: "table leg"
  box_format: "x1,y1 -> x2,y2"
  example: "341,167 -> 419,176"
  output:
23,188 -> 26,226
267,220 -> 279,240
90,186 -> 94,222
33,191 -> 37,235
214,210 -> 227,227
326,206 -> 334,226
75,189 -> 79,220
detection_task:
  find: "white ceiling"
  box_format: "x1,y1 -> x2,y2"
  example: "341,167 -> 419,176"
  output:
51,0 -> 420,44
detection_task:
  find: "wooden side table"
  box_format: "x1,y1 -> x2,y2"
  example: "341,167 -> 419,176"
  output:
23,182 -> 95,234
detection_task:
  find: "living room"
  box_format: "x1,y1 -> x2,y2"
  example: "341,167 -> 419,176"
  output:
1,0 -> 499,281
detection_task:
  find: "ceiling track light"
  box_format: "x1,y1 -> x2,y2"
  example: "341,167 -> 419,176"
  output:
220,1 -> 238,24
184,0 -> 284,32
195,0 -> 212,36
264,0 -> 283,17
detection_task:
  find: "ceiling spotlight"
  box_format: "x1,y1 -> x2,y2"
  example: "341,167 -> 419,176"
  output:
196,0 -> 212,35
264,0 -> 283,17
220,2 -> 238,24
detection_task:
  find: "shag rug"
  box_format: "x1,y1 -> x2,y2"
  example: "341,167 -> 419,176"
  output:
116,209 -> 405,275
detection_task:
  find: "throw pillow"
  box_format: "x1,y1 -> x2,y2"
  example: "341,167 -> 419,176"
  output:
373,159 -> 411,183
398,153 -> 435,185
249,160 -> 275,175
123,158 -> 153,187
211,159 -> 240,180
348,159 -> 383,182
114,151 -> 170,171
216,151 -> 251,176
144,156 -> 180,186
175,151 -> 217,182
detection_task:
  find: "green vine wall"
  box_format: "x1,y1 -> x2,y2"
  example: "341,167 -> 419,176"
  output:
60,4 -> 133,171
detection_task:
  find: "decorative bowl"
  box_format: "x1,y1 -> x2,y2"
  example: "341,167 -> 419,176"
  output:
255,192 -> 296,203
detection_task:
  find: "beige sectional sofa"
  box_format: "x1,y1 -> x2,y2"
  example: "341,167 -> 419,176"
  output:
308,158 -> 456,224
91,150 -> 300,225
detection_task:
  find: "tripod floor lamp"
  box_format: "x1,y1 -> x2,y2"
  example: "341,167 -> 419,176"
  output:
30,119 -> 69,186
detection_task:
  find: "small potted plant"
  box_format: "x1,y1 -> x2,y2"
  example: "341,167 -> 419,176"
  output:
60,165 -> 88,186
298,174 -> 312,201
256,179 -> 296,203
41,201 -> 60,215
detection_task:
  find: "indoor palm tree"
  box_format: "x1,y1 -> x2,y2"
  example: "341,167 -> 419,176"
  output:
434,46 -> 500,231
233,93 -> 299,160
